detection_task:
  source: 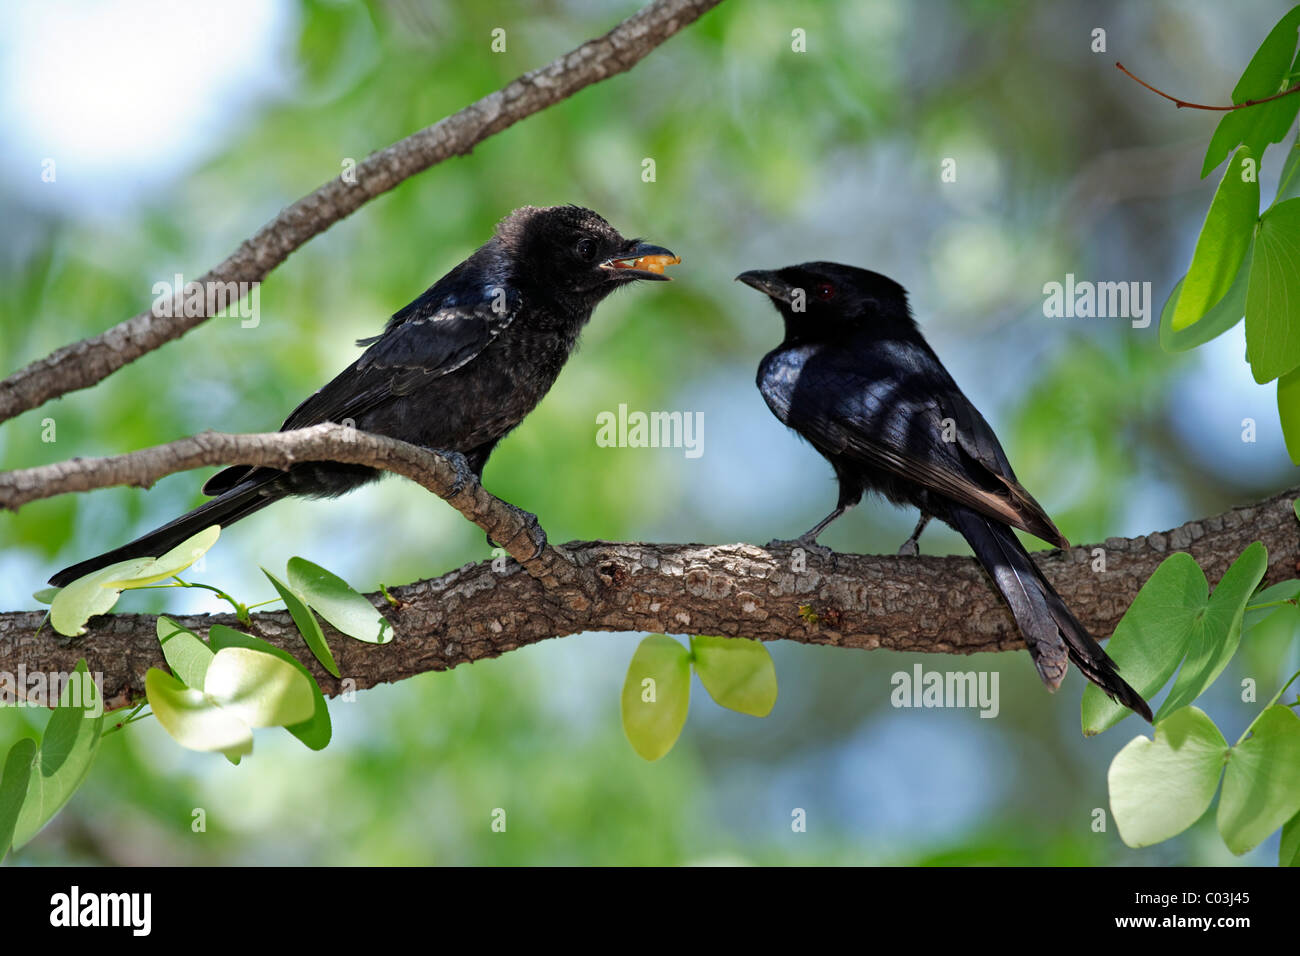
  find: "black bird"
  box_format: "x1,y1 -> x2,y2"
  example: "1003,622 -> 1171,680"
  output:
50,205 -> 676,587
738,261 -> 1151,721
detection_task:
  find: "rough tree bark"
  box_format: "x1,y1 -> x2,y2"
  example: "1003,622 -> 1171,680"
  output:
1,425 -> 1294,711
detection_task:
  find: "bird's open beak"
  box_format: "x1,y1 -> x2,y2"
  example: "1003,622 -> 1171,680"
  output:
736,269 -> 796,304
601,242 -> 680,281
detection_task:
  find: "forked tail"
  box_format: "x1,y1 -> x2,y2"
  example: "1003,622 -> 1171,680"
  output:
945,504 -> 1152,722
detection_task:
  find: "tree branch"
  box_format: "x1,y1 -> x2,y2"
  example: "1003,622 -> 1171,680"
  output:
0,420 -> 1294,711
0,424 -> 561,573
0,0 -> 724,426
1115,60 -> 1300,111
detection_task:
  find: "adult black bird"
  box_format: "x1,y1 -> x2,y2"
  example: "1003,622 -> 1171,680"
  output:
50,205 -> 677,587
737,261 -> 1151,721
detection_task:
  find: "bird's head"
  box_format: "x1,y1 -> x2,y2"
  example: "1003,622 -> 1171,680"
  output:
736,262 -> 915,341
497,205 -> 678,307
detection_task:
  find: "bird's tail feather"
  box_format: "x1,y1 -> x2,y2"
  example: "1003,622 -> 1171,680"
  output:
946,504 -> 1152,722
48,479 -> 280,587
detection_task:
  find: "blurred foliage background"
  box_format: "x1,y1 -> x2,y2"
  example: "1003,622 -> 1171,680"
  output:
1,0 -> 1297,865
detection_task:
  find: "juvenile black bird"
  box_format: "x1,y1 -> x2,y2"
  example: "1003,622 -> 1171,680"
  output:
738,261 -> 1151,721
50,205 -> 677,586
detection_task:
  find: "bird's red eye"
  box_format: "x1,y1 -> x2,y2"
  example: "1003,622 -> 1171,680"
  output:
816,283 -> 835,300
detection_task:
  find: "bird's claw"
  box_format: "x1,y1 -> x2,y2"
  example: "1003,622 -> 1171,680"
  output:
766,536 -> 834,560
437,449 -> 475,498
486,502 -> 548,561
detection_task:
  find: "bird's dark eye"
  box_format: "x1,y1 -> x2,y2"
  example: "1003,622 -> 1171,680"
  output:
816,283 -> 835,300
576,238 -> 598,261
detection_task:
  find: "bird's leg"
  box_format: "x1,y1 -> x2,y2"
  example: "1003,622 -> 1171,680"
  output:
428,449 -> 541,559
423,447 -> 509,553
436,448 -> 544,558
802,505 -> 847,543
767,506 -> 846,560
898,512 -> 931,557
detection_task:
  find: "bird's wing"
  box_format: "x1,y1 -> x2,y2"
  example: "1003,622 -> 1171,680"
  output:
203,286 -> 519,496
765,342 -> 1068,547
282,287 -> 522,430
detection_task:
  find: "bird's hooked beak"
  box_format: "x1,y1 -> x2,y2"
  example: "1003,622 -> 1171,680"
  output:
736,269 -> 797,304
600,241 -> 680,282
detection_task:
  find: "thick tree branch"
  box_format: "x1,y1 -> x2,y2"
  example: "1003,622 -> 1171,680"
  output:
0,420 -> 1294,710
0,0 -> 723,426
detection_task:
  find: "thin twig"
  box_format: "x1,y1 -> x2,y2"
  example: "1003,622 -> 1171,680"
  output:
1116,61 -> 1300,111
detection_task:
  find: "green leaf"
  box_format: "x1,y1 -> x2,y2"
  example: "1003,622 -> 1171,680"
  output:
209,625 -> 331,751
689,635 -> 778,716
287,557 -> 391,644
1281,809 -> 1300,866
49,557 -> 154,636
1172,147 -> 1259,332
1242,581 -> 1300,675
1158,542 -> 1267,719
203,647 -> 315,729
1108,706 -> 1228,848
1082,545 -> 1267,733
157,616 -> 213,688
620,635 -> 691,761
1201,8 -> 1300,177
1247,577 -> 1300,609
1158,244 -> 1252,352
12,660 -> 104,848
102,526 -> 221,587
1277,136 -> 1300,204
0,739 -> 36,861
1246,197 -> 1300,383
31,587 -> 59,605
1279,365 -> 1300,464
1083,553 -> 1202,734
146,668 -> 252,758
262,568 -> 339,678
1218,705 -> 1300,854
